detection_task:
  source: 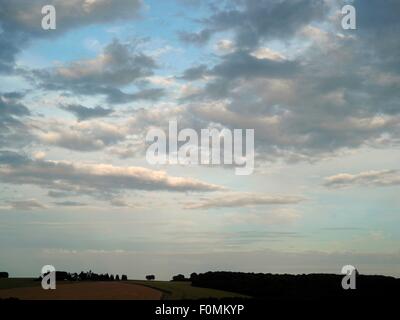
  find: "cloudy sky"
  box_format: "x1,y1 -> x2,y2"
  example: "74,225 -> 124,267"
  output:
0,0 -> 399,279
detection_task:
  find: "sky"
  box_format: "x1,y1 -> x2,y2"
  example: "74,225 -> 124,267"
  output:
0,0 -> 399,279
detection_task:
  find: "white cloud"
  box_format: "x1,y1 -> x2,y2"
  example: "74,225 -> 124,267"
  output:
250,47 -> 286,61
215,39 -> 236,54
0,152 -> 223,196
35,118 -> 127,151
324,170 -> 400,188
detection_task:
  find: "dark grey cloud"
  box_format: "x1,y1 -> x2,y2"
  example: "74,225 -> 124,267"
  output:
58,39 -> 156,86
176,0 -> 400,162
354,0 -> 400,75
355,0 -> 400,35
0,0 -> 143,35
5,199 -> 47,210
60,104 -> 113,121
105,88 -> 165,104
185,193 -> 304,209
175,0 -> 207,7
178,29 -> 213,45
0,95 -> 30,117
0,94 -> 32,148
28,39 -> 164,103
1,91 -> 26,100
0,150 -> 30,165
212,51 -> 299,79
181,51 -> 298,83
47,190 -> 73,198
179,65 -> 208,80
2,0 -> 400,165
0,31 -> 27,72
0,0 -> 143,73
110,198 -> 132,207
181,51 -> 299,100
179,0 -> 328,47
53,201 -> 88,207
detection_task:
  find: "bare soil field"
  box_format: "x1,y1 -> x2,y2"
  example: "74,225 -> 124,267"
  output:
0,282 -> 162,300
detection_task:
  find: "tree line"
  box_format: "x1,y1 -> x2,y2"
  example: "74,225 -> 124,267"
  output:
39,270 -> 128,282
188,271 -> 400,300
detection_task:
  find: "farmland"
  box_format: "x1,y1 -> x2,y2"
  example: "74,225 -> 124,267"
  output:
0,278 -> 247,300
130,280 -> 249,300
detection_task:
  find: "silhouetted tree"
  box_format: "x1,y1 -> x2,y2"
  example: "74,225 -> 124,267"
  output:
56,271 -> 69,281
172,274 -> 186,281
146,275 -> 155,281
115,275 -> 120,281
0,272 -> 9,278
190,273 -> 198,281
121,275 -> 128,281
